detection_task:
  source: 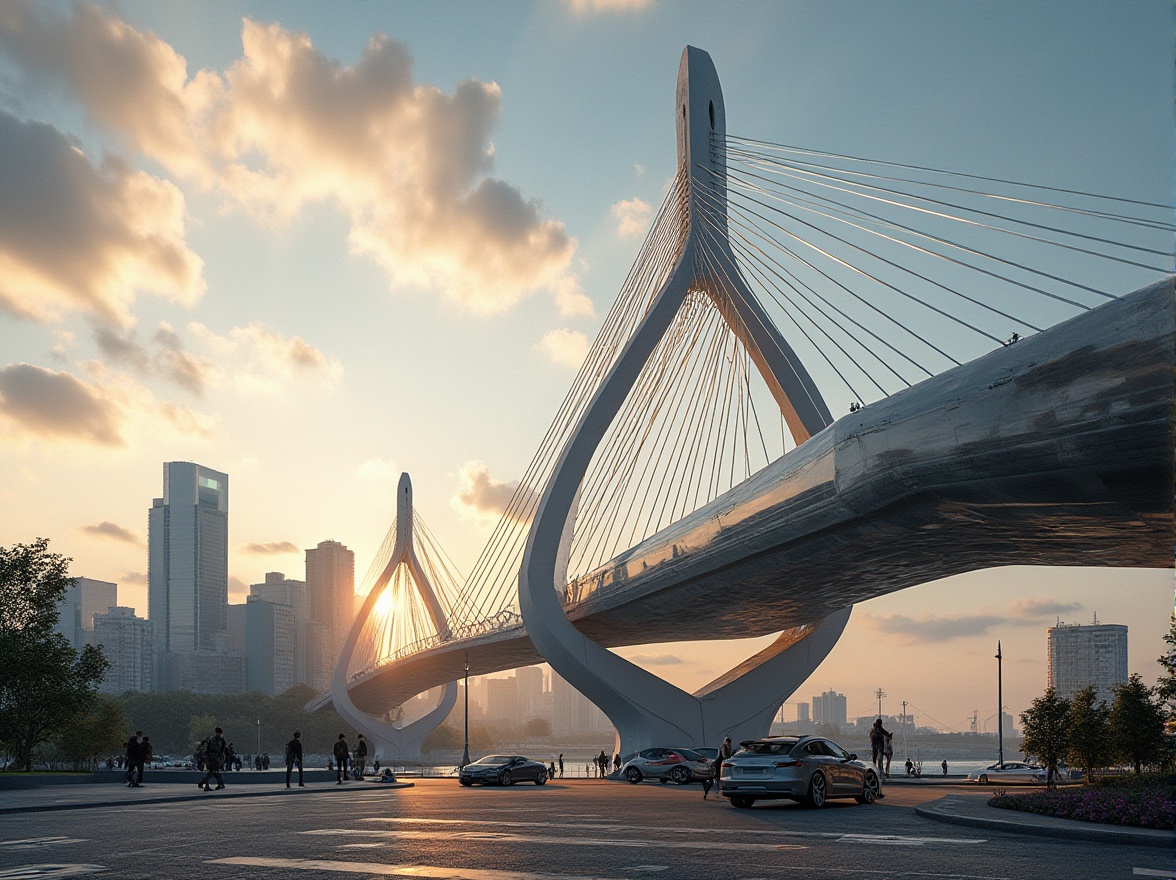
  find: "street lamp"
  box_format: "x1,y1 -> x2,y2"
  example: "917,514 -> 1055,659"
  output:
995,641 -> 1004,766
461,654 -> 470,768
256,718 -> 261,762
874,688 -> 886,718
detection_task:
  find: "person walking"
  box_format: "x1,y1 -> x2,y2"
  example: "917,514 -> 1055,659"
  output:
715,736 -> 733,797
199,727 -> 227,791
285,731 -> 305,788
139,736 -> 153,785
598,750 -> 608,777
124,730 -> 144,787
883,731 -> 894,778
941,759 -> 948,777
869,719 -> 892,777
333,734 -> 350,784
354,734 -> 368,779
558,754 -> 564,778
613,753 -> 620,773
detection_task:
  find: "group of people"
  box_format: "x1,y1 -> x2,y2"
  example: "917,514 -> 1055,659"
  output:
328,732 -> 369,784
122,730 -> 151,787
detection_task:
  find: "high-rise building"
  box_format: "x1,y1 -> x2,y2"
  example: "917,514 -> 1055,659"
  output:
92,606 -> 154,693
811,689 -> 847,727
1048,621 -> 1128,703
486,676 -> 519,723
551,672 -> 611,735
53,577 -> 117,650
796,703 -> 810,724
516,666 -> 545,721
250,572 -> 317,689
305,540 -> 355,679
148,461 -> 230,690
245,595 -> 296,697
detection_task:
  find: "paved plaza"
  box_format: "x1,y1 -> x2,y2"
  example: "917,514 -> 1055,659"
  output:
0,777 -> 1170,879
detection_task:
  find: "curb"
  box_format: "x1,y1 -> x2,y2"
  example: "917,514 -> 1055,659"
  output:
914,796 -> 1172,849
0,780 -> 414,816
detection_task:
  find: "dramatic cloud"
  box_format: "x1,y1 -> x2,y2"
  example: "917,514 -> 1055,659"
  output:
80,521 -> 142,546
0,4 -> 579,313
629,653 -> 683,666
0,112 -> 203,325
0,363 -> 123,445
95,323 -> 213,396
865,597 -> 1084,645
567,0 -> 654,14
452,459 -> 534,525
610,197 -> 653,238
539,328 -> 590,370
188,322 -> 342,393
242,541 -> 299,555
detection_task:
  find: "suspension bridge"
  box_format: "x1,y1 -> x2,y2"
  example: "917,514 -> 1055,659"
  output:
317,47 -> 1174,756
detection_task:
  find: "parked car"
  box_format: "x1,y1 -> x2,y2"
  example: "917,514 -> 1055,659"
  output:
967,762 -> 1047,785
459,755 -> 549,787
694,747 -> 719,761
620,748 -> 713,784
720,735 -> 881,809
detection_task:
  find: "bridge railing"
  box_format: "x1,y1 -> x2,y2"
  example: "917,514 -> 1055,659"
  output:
349,609 -> 525,681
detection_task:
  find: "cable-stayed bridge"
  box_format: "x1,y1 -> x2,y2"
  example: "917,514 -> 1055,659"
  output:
320,47 -> 1174,756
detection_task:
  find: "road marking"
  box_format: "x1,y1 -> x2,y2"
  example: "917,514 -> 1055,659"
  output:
360,817 -> 984,846
302,828 -> 804,852
210,858 -> 637,879
743,864 -> 1008,880
0,840 -> 87,851
1133,870 -> 1176,879
0,868 -> 106,879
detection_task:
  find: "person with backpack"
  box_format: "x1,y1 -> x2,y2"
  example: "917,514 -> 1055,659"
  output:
284,731 -> 304,788
199,727 -> 227,791
332,734 -> 350,784
354,734 -> 368,779
124,730 -> 144,787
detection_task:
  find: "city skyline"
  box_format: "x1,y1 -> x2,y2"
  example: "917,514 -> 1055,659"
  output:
0,2 -> 1171,731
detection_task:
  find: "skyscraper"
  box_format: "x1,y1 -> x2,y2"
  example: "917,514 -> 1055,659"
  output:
811,689 -> 848,727
516,666 -> 545,721
305,540 -> 355,679
250,572 -> 317,688
92,606 -> 154,693
1048,621 -> 1128,703
148,461 -> 229,688
245,595 -> 296,697
53,577 -> 117,650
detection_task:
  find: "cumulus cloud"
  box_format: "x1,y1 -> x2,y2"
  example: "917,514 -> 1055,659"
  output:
567,0 -> 654,13
0,363 -> 123,445
0,3 -> 579,314
553,277 -> 596,318
242,541 -> 299,555
539,328 -> 590,370
610,197 -> 653,238
0,112 -> 203,325
865,597 -> 1084,645
629,653 -> 683,666
452,459 -> 534,525
95,323 -> 212,396
80,521 -> 142,545
121,571 -> 148,586
188,322 -> 342,393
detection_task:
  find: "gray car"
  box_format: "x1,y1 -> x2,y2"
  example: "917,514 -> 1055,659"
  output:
720,735 -> 881,808
621,747 -> 714,784
966,762 -> 1047,785
459,754 -> 549,787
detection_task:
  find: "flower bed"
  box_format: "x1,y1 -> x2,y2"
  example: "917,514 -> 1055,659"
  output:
989,779 -> 1175,830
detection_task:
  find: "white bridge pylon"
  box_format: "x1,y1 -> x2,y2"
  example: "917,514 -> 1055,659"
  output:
331,473 -> 457,763
520,46 -> 851,756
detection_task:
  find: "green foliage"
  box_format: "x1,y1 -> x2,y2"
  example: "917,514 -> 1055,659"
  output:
1065,685 -> 1111,780
421,723 -> 462,753
53,697 -> 128,770
0,539 -> 109,771
1018,688 -> 1071,778
1109,674 -> 1168,774
523,717 -> 552,740
1157,617 -> 1176,714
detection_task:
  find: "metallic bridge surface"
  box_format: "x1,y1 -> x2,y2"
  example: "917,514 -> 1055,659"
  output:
346,277 -> 1174,714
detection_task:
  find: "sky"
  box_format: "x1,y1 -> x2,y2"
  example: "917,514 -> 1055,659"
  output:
0,0 -> 1171,734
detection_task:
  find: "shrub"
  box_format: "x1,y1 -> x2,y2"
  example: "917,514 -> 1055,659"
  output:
989,776 -> 1175,830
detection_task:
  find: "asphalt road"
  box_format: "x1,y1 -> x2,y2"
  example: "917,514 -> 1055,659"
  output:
0,778 -> 1169,879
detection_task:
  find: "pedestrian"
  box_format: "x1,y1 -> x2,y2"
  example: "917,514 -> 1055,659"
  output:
941,759 -> 948,777
225,743 -> 235,772
284,731 -> 305,788
139,736 -> 153,784
262,753 -> 270,770
199,727 -> 227,791
558,754 -> 564,778
904,757 -> 914,777
124,730 -> 144,787
373,760 -> 380,775
354,734 -> 368,779
716,736 -> 733,797
883,731 -> 894,778
549,760 -> 556,779
613,753 -> 620,772
869,719 -> 892,777
333,734 -> 350,784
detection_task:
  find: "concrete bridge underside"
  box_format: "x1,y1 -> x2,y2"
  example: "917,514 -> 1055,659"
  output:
346,277 -> 1173,716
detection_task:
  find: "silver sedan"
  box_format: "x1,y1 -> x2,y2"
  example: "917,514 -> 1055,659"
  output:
620,748 -> 714,784
967,762 -> 1047,784
720,735 -> 881,808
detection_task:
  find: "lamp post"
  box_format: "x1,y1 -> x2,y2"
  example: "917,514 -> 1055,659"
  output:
995,641 -> 1004,767
256,718 -> 261,761
902,700 -> 908,760
461,654 -> 470,768
874,688 -> 886,718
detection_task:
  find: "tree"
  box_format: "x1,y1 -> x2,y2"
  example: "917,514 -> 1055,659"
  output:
1019,688 -> 1070,783
421,723 -> 462,753
54,697 -> 129,771
1108,674 -> 1167,774
1157,617 -> 1176,718
523,717 -> 552,740
1065,685 -> 1110,781
0,539 -> 109,771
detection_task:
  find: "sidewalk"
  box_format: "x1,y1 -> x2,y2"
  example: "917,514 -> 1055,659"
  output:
915,793 -> 1172,849
0,778 -> 412,816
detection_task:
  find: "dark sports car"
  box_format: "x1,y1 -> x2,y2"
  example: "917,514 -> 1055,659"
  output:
459,755 -> 549,787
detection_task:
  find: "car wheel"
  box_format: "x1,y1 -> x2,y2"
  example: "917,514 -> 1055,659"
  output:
500,770 -> 513,787
625,767 -> 643,784
978,774 -> 989,785
856,771 -> 880,804
729,795 -> 755,808
669,766 -> 691,785
806,772 -> 827,808
459,778 -> 472,787
535,769 -> 548,786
